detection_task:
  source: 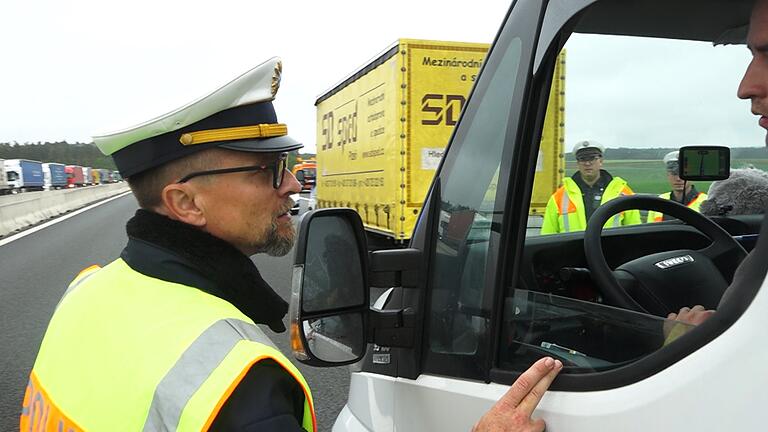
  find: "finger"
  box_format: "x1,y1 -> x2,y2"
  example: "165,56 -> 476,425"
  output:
529,418 -> 547,432
517,359 -> 563,415
679,307 -> 691,314
690,305 -> 706,312
497,357 -> 556,409
693,309 -> 716,325
667,312 -> 677,320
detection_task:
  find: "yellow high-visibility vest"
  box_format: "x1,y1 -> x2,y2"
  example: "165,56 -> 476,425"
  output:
647,191 -> 708,223
541,176 -> 642,234
21,259 -> 316,432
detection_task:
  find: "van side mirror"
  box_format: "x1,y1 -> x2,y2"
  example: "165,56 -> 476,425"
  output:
289,209 -> 369,366
678,146 -> 730,181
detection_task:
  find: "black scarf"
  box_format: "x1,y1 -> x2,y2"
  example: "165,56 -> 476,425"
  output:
123,209 -> 288,332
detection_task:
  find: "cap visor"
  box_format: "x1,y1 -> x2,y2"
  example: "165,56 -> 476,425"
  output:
576,150 -> 602,157
218,134 -> 303,153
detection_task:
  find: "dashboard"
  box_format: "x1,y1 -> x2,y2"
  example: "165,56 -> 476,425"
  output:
518,215 -> 763,302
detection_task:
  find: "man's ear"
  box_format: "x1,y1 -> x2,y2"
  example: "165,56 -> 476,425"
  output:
160,183 -> 207,227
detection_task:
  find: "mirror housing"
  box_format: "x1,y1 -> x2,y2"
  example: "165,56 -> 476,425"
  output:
678,146 -> 730,181
290,208 -> 369,366
290,208 -> 422,367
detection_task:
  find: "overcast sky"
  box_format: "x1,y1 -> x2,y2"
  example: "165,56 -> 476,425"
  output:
1,0 -> 762,153
565,35 -> 761,150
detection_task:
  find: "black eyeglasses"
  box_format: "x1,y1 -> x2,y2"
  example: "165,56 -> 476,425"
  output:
177,152 -> 288,189
576,154 -> 602,163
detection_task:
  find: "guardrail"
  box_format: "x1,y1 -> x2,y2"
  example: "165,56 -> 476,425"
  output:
0,183 -> 131,237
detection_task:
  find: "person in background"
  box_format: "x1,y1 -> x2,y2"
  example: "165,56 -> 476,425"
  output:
542,140 -> 641,234
647,150 -> 707,223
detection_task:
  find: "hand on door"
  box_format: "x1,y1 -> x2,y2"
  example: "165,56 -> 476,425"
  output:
472,357 -> 562,432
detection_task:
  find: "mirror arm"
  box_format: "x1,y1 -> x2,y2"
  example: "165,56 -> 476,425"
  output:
368,308 -> 416,348
369,249 -> 422,288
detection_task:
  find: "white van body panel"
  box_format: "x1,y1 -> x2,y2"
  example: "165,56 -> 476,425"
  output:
334,372 -> 395,432
333,406 -> 374,432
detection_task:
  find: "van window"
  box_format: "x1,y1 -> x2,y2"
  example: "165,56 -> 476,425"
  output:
500,31 -> 758,376
422,0 -> 541,380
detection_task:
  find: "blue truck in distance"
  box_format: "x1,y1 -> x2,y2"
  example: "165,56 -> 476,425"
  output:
4,159 -> 45,192
42,163 -> 67,189
99,168 -> 113,184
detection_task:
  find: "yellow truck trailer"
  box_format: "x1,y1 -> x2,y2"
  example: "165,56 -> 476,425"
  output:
316,39 -> 564,243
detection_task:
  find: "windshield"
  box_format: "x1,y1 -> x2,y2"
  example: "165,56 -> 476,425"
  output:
528,33 -> 766,237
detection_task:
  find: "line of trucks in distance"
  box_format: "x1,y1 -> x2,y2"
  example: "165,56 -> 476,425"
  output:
306,39 -> 565,246
0,158 -> 122,195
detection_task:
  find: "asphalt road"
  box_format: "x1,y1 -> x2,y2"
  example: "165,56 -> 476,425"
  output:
0,192 -> 349,431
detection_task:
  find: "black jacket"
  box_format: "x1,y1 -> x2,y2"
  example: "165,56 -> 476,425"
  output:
121,210 -> 308,431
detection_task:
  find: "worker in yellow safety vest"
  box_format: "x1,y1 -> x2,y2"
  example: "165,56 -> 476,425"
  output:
542,140 -> 642,234
647,150 -> 708,223
21,59 -> 317,432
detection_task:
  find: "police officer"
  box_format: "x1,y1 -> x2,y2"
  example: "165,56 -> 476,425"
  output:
21,59 -> 317,431
21,59 -> 564,432
647,150 -> 707,223
541,140 -> 641,234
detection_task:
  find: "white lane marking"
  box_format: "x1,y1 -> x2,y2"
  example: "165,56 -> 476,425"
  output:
0,191 -> 134,247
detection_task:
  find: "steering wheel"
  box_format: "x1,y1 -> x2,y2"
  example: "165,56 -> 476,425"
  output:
584,195 -> 747,316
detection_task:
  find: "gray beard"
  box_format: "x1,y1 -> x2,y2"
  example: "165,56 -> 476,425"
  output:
255,220 -> 296,257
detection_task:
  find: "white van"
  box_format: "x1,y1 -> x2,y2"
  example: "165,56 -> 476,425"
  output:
289,0 -> 768,430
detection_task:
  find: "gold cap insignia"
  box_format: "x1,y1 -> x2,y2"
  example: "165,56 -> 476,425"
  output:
271,61 -> 282,97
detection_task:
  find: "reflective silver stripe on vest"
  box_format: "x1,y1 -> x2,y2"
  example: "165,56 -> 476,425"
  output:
55,270 -> 99,310
612,190 -> 629,227
561,191 -> 570,232
142,318 -> 275,431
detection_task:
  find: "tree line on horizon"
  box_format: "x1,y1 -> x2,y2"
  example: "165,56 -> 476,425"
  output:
565,146 -> 768,161
0,141 -> 116,170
